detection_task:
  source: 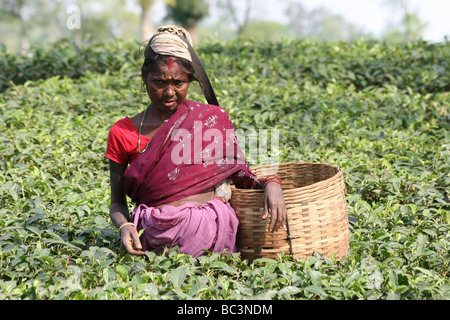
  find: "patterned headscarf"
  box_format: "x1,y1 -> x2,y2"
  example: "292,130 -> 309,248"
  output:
150,25 -> 193,62
148,25 -> 219,107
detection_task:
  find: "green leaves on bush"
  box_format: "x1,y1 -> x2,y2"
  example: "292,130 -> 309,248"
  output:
0,38 -> 448,300
1,38 -> 449,94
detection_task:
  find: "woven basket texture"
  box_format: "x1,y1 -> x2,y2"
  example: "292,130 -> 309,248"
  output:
230,162 -> 349,261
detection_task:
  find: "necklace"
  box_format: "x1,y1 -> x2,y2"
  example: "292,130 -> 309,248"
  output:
138,106 -> 151,154
138,105 -> 169,154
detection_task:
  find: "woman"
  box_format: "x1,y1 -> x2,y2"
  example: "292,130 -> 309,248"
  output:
106,25 -> 286,257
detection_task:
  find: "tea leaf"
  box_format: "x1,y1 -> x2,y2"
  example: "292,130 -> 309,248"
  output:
167,266 -> 187,288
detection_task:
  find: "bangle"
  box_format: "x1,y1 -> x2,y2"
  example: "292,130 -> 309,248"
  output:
251,177 -> 265,189
263,175 -> 282,188
118,222 -> 135,233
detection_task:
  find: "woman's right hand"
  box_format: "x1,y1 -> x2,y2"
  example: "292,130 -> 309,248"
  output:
109,160 -> 145,256
120,224 -> 145,256
262,182 -> 287,233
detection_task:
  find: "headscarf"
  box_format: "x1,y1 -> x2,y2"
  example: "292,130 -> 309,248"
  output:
150,25 -> 193,62
147,25 -> 219,107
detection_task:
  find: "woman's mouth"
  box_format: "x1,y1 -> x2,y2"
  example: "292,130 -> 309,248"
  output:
162,100 -> 177,108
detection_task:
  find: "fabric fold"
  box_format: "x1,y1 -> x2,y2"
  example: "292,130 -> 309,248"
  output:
131,198 -> 239,257
123,100 -> 254,208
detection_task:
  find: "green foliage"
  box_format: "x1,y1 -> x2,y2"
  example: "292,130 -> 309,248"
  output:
0,38 -> 142,93
2,38 -> 449,94
199,38 -> 450,93
165,0 -> 210,28
0,38 -> 448,300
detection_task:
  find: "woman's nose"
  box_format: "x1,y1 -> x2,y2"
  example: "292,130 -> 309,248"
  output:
164,84 -> 175,97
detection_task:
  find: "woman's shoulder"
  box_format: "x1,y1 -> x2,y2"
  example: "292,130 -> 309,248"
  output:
110,116 -> 133,127
109,116 -> 137,134
185,100 -> 229,117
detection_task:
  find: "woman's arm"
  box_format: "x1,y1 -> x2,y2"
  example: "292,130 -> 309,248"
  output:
109,159 -> 144,255
230,170 -> 287,233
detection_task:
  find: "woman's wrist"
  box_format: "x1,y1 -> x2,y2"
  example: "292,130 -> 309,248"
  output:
250,175 -> 283,189
263,175 -> 282,189
118,222 -> 136,234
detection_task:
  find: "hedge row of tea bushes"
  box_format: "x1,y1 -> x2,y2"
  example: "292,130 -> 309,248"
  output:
0,38 -> 448,300
0,39 -> 143,93
1,38 -> 449,93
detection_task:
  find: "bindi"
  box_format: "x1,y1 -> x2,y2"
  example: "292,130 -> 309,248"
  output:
168,57 -> 173,71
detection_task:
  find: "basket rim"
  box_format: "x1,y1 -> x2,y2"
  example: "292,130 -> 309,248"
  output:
231,162 -> 342,194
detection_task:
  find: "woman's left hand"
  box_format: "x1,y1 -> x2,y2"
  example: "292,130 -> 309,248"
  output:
262,182 -> 287,232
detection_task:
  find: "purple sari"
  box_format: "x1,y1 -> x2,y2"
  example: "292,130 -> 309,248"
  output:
130,199 -> 238,257
124,100 -> 255,256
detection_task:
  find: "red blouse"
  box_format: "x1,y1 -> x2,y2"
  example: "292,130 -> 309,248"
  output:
105,117 -> 150,166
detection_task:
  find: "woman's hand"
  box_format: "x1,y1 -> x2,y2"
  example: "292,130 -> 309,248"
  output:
109,160 -> 145,256
120,224 -> 145,256
262,182 -> 287,232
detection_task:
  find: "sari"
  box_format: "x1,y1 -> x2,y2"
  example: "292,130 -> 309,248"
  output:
123,100 -> 257,257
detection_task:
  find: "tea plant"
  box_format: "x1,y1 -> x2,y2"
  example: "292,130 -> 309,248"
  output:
0,38 -> 448,300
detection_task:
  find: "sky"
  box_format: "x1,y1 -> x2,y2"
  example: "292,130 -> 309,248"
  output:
287,0 -> 450,42
151,0 -> 450,42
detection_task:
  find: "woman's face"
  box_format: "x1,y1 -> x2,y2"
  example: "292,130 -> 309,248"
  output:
145,60 -> 190,116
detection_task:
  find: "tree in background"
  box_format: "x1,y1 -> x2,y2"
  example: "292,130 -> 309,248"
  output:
137,0 -> 155,41
0,0 -> 435,53
286,1 -> 368,42
383,0 -> 428,42
208,0 -> 292,40
67,0 -> 139,45
216,0 -> 255,37
0,0 -> 140,51
165,0 -> 209,43
0,0 -> 59,53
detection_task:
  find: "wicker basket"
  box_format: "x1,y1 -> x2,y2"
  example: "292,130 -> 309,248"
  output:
230,162 -> 349,261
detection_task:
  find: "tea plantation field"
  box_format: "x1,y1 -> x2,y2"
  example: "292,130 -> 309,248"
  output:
0,38 -> 449,300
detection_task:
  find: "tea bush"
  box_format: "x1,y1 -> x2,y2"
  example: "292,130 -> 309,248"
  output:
1,38 -> 449,94
0,38 -> 448,300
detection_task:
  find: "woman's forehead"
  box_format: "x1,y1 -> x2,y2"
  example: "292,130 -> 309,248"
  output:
152,60 -> 180,72
168,57 -> 174,70
147,60 -> 188,78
